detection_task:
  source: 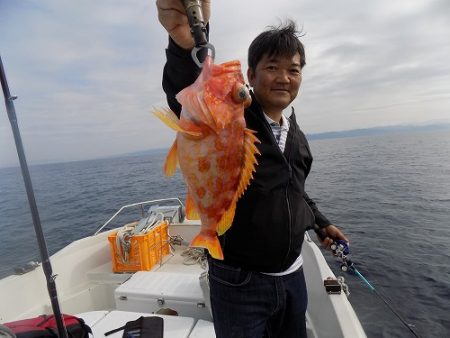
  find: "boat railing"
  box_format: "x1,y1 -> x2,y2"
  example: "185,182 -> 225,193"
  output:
94,198 -> 185,235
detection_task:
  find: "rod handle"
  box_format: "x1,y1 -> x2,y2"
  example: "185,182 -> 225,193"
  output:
183,0 -> 208,47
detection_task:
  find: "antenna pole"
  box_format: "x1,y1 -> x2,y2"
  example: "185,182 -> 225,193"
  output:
0,55 -> 68,338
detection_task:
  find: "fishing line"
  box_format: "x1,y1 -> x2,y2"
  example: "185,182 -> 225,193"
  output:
352,265 -> 422,338
331,239 -> 423,338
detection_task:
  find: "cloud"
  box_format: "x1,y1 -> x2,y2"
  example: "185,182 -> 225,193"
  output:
1,0 -> 171,166
1,0 -> 449,166
286,0 -> 450,131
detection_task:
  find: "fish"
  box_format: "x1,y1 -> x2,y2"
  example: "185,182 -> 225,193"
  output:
154,56 -> 260,260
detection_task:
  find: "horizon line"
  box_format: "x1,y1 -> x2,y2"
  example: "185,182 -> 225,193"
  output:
1,122 -> 449,169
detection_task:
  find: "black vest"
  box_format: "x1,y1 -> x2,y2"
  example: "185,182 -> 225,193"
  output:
218,97 -> 315,272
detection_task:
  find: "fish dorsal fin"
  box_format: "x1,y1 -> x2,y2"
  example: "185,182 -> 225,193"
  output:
153,107 -> 202,137
185,191 -> 200,220
217,128 -> 261,235
237,128 -> 261,198
164,140 -> 178,176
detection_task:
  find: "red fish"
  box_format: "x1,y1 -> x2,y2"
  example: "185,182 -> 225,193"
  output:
154,56 -> 260,260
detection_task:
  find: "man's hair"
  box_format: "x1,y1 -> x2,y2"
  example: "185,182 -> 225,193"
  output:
248,20 -> 306,71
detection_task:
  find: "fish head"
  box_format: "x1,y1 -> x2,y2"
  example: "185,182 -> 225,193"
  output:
202,56 -> 252,130
176,56 -> 251,132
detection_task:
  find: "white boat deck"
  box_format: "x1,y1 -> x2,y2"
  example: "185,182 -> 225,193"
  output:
0,216 -> 366,338
77,310 -> 214,338
76,241 -> 321,338
77,242 -> 215,338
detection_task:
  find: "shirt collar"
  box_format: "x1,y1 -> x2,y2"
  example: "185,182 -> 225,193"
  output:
264,112 -> 290,130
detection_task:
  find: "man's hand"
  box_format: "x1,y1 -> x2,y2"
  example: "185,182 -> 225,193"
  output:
317,224 -> 349,249
156,0 -> 211,50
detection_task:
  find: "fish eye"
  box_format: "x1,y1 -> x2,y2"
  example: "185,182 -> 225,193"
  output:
233,84 -> 250,103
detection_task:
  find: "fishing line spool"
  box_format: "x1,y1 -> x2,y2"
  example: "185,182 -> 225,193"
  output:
330,239 -> 354,272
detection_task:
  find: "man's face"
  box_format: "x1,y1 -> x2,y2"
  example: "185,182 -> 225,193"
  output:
247,52 -> 302,115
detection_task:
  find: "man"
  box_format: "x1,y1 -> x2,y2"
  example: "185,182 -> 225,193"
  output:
156,1 -> 349,337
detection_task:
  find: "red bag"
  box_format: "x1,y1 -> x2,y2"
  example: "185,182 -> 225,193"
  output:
2,314 -> 92,338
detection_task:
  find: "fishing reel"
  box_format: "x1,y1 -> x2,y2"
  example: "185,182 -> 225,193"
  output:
330,240 -> 354,272
313,225 -> 353,272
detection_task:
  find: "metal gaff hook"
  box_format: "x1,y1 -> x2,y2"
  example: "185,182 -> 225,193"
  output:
191,43 -> 215,68
183,0 -> 215,67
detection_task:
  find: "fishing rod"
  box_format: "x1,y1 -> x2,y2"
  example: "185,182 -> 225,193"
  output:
0,55 -> 68,338
314,226 -> 423,338
182,0 -> 215,67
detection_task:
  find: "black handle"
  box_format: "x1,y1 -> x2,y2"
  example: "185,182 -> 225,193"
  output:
183,0 -> 208,47
312,223 -> 327,241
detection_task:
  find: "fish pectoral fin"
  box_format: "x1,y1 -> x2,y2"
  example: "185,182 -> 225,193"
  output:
153,107 -> 182,131
164,140 -> 178,176
153,107 -> 202,137
191,232 -> 224,260
185,192 -> 200,220
217,202 -> 236,236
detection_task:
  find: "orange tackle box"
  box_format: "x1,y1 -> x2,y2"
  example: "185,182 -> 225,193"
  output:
108,220 -> 170,273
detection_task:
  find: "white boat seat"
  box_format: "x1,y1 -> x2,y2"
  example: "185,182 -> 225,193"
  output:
115,271 -> 212,321
188,320 -> 215,338
76,310 -> 109,327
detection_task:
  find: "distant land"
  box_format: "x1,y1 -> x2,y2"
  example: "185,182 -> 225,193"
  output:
124,123 -> 450,158
306,122 -> 450,140
1,123 -> 449,169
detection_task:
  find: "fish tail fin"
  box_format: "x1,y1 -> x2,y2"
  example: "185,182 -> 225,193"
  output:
191,232 -> 224,260
164,140 -> 178,176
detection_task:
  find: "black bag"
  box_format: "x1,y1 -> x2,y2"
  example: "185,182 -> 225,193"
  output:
2,314 -> 92,338
104,316 -> 163,338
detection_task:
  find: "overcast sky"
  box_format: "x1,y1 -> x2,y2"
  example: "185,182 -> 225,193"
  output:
1,0 -> 449,167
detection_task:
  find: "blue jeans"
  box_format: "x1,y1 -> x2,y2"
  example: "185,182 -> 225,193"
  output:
208,258 -> 308,338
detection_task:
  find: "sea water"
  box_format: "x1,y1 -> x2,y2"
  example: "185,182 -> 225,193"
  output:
1,130 -> 449,337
